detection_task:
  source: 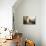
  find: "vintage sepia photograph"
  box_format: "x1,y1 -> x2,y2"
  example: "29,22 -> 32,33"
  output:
23,16 -> 36,24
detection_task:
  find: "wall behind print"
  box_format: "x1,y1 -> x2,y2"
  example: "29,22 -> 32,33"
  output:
13,0 -> 41,46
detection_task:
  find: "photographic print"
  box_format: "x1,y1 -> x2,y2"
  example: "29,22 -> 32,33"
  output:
23,16 -> 36,24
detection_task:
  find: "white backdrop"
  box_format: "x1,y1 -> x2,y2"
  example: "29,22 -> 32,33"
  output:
0,0 -> 46,46
0,0 -> 16,30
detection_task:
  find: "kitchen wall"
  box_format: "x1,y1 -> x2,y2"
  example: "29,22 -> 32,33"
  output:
13,0 -> 41,46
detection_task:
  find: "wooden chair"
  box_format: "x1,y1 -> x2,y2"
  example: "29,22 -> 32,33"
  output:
15,33 -> 23,46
